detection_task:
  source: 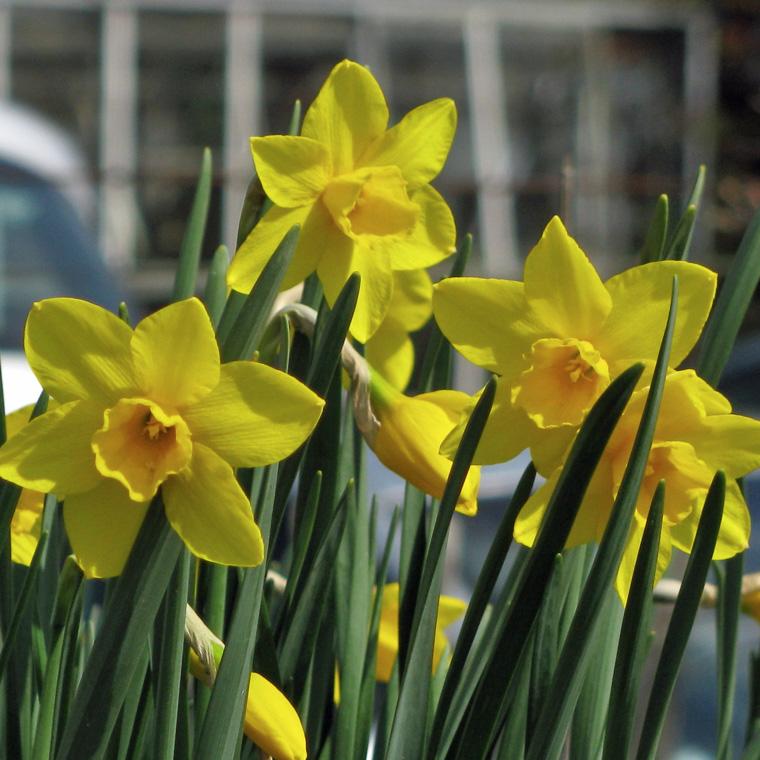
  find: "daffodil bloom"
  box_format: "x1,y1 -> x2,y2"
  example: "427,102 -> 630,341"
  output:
368,370 -> 480,515
514,370 -> 760,601
0,297 -> 324,578
376,583 -> 466,681
227,59 -> 457,343
366,269 -> 433,390
4,405 -> 44,565
742,589 -> 760,624
433,216 -> 717,468
189,645 -> 306,760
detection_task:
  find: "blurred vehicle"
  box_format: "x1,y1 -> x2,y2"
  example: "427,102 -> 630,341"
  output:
0,102 -> 122,411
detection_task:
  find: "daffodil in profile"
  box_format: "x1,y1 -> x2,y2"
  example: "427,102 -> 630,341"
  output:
367,370 -> 480,516
515,370 -> 760,601
188,620 -> 306,760
227,59 -> 457,343
366,269 -> 433,391
376,583 -> 466,681
433,216 -> 717,468
0,297 -> 324,578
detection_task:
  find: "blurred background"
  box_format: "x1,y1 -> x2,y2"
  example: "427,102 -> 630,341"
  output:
2,0 -> 760,757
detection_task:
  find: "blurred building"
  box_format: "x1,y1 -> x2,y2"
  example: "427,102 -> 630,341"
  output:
0,0 -> 722,312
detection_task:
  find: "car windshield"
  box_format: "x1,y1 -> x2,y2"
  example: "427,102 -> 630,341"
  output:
0,159 -> 120,348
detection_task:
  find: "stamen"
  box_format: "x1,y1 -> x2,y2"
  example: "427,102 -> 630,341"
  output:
143,412 -> 168,441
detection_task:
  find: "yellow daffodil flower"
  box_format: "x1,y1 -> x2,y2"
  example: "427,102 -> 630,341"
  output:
742,589 -> 760,624
189,646 -> 306,760
227,59 -> 457,343
4,405 -> 44,565
376,583 -> 466,681
0,297 -> 324,578
433,216 -> 717,468
368,370 -> 480,516
366,269 -> 433,391
514,370 -> 760,601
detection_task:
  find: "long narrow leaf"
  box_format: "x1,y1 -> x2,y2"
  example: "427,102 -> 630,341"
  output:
635,471 -> 727,760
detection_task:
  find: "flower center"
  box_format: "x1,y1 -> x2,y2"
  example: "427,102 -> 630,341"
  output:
91,398 -> 193,502
321,166 -> 419,239
511,338 -> 610,428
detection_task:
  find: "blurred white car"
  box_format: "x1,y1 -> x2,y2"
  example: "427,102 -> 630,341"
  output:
0,102 -> 122,411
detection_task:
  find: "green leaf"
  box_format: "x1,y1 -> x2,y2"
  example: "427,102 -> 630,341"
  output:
55,497 -> 183,760
173,147 -> 212,300
31,557 -> 83,760
152,550 -> 191,760
386,378 -> 496,759
639,194 -> 669,263
698,207 -> 760,386
450,362 -> 643,760
602,482 -> 665,760
204,245 -> 230,328
664,165 -> 705,262
427,463 -> 536,758
716,553 -> 744,760
193,462 -> 277,759
0,532 -> 48,678
525,276 -> 677,760
333,482 -> 371,759
635,471 -> 726,760
220,225 -> 299,363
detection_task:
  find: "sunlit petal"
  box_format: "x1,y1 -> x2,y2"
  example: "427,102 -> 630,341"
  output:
25,298 -> 135,404
131,298 -> 220,409
184,362 -> 324,467
64,479 -> 150,579
301,60 -> 388,174
162,443 -> 264,567
598,260 -> 717,372
387,186 -> 456,271
0,401 -> 102,495
358,98 -> 457,188
227,205 -> 310,294
366,324 -> 414,391
523,217 -> 612,340
433,278 -> 540,376
251,135 -> 331,207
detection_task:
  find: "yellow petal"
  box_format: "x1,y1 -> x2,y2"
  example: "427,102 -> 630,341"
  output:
162,443 -> 264,567
318,238 -> 394,344
244,673 -> 307,760
441,380 -> 536,466
358,98 -> 457,188
251,135 -> 331,208
685,414 -> 760,479
530,426 -> 575,478
366,324 -> 415,391
301,60 -> 388,175
131,298 -> 220,409
0,400 -> 103,495
669,478 -> 750,560
10,488 -> 44,566
598,260 -> 717,373
523,217 -> 612,340
387,185 -> 456,271
370,378 -> 480,515
389,269 -> 433,332
183,361 -> 324,467
376,583 -> 401,682
433,278 -> 540,376
227,204 -> 310,294
614,516 -> 672,605
24,298 -> 135,404
64,479 -> 150,578
437,594 -> 467,628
